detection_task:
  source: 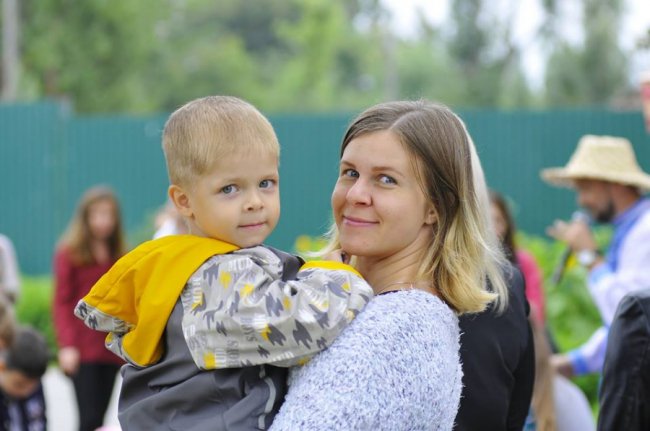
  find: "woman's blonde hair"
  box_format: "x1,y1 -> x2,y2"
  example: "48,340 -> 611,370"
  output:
327,100 -> 507,314
162,95 -> 279,189
58,186 -> 126,265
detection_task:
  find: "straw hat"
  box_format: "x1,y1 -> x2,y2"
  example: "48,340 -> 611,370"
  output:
541,135 -> 650,191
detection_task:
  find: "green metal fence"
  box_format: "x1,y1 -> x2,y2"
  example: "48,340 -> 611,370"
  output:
1,102 -> 649,274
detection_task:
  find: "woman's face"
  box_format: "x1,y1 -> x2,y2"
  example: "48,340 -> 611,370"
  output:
332,130 -> 436,259
87,198 -> 117,241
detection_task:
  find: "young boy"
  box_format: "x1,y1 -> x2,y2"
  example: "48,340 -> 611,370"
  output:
0,326 -> 49,431
74,96 -> 372,430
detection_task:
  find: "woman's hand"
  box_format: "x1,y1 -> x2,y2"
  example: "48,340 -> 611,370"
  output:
58,346 -> 80,377
324,249 -> 350,264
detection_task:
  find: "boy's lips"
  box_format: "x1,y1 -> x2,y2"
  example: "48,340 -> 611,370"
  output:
342,215 -> 378,227
239,222 -> 266,229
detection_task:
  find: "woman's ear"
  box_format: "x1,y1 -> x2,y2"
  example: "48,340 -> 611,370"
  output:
168,185 -> 193,218
424,205 -> 437,225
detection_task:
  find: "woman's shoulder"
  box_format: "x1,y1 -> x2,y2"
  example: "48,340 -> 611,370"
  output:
366,289 -> 457,327
337,289 -> 459,356
515,249 -> 537,267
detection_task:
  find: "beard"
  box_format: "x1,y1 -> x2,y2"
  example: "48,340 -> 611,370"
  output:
593,199 -> 616,223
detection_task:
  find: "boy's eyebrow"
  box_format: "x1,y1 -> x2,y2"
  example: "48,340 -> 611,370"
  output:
218,171 -> 279,183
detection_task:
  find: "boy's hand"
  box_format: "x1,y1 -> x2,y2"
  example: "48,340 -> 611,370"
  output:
324,249 -> 350,264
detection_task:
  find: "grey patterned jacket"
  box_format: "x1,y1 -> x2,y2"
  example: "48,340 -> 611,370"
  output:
180,245 -> 374,369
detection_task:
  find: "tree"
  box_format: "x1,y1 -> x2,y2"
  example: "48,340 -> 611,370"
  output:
20,0 -> 165,112
544,0 -> 627,106
446,0 -> 532,108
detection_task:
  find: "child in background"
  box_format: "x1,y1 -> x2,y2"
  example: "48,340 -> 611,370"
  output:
75,95 -> 372,430
0,326 -> 49,431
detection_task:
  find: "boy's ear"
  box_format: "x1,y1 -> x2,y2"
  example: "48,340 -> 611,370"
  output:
168,185 -> 193,218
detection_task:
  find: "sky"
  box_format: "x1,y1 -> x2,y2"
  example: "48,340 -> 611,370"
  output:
380,0 -> 650,89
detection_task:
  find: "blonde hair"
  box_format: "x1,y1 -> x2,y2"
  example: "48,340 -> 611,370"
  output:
58,186 -> 126,266
163,95 -> 280,188
530,318 -> 557,430
327,100 -> 507,314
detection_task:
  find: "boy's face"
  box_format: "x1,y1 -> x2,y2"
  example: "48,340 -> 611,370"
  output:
174,150 -> 280,248
0,368 -> 39,400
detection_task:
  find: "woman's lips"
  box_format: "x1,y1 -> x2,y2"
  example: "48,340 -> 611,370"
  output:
342,216 -> 378,227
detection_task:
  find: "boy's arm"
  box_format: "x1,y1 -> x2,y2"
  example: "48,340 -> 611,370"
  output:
181,246 -> 373,369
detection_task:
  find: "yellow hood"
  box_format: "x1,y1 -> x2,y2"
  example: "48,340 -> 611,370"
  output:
79,235 -> 238,367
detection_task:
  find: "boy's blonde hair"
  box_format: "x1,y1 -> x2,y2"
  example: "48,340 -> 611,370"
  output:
163,96 -> 280,188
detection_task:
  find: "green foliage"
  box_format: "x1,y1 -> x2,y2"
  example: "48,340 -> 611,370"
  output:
15,276 -> 56,355
544,0 -> 627,106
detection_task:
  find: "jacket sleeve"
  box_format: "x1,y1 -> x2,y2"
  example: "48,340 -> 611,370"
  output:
181,246 -> 373,369
53,248 -> 78,349
597,293 -> 650,431
587,219 -> 650,325
567,326 -> 608,375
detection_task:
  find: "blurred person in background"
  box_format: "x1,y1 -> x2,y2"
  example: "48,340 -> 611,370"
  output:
0,233 -> 21,303
152,198 -> 187,239
53,186 -> 126,431
598,289 -> 650,431
541,135 -> 650,377
489,190 -> 546,326
0,326 -> 50,431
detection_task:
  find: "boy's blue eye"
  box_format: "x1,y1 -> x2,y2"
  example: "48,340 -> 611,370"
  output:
379,175 -> 396,185
221,185 -> 237,194
342,169 -> 359,178
259,179 -> 276,189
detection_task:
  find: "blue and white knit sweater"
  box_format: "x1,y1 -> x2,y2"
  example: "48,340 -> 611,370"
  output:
270,289 -> 462,431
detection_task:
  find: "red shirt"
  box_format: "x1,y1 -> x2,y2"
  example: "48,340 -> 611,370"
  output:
516,249 -> 545,326
53,247 -> 123,365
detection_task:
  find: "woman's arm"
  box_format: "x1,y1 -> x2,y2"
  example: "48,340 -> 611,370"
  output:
270,292 -> 461,431
53,248 -> 82,375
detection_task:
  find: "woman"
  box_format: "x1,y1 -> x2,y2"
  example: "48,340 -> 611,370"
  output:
270,100 -> 508,430
53,186 -> 126,431
490,189 -> 546,325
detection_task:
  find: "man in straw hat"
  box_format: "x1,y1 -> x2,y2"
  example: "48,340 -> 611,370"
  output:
541,134 -> 650,378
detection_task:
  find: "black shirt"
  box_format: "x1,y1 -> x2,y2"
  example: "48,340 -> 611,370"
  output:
454,264 -> 535,431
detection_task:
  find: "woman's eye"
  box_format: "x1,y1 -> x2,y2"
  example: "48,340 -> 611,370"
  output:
379,175 -> 397,185
221,184 -> 237,194
342,169 -> 359,178
259,179 -> 276,189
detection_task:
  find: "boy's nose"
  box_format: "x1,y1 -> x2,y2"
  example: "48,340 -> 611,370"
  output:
245,191 -> 264,211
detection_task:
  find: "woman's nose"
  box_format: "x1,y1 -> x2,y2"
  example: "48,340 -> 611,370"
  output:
346,179 -> 372,205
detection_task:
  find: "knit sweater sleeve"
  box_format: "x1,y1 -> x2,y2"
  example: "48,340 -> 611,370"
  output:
270,290 -> 462,431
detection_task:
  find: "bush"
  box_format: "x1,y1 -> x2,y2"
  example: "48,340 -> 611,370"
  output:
15,275 -> 57,355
